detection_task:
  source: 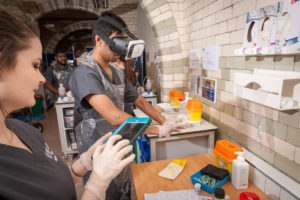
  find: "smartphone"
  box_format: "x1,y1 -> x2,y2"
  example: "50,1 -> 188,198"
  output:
105,118 -> 152,144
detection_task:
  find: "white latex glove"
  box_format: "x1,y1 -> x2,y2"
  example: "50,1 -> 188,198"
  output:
159,119 -> 176,137
174,115 -> 192,129
85,135 -> 135,200
159,115 -> 192,137
80,132 -> 112,170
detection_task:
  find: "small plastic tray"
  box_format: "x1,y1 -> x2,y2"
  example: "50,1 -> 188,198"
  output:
190,171 -> 230,194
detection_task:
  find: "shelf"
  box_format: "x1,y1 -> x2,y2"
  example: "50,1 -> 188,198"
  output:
234,43 -> 300,56
55,103 -> 77,157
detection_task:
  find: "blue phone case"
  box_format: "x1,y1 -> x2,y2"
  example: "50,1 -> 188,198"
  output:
104,118 -> 151,144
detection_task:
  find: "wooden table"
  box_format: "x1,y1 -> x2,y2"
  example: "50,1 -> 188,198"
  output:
132,154 -> 271,200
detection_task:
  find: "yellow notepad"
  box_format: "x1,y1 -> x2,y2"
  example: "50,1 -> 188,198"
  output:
158,159 -> 187,180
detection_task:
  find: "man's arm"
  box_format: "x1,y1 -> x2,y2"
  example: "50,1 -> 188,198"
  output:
87,94 -> 160,135
45,81 -> 59,95
86,94 -> 132,126
133,96 -> 165,125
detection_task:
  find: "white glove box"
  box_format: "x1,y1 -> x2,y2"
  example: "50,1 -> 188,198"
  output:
234,69 -> 300,110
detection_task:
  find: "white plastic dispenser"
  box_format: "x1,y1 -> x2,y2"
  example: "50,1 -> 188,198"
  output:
231,152 -> 249,190
234,69 -> 300,110
145,78 -> 152,94
58,84 -> 66,98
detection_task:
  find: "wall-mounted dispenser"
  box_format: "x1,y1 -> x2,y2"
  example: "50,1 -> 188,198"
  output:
235,0 -> 300,55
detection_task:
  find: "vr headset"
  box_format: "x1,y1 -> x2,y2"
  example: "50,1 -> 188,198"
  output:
97,16 -> 145,60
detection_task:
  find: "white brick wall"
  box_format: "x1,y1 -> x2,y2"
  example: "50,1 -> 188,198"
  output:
230,29 -> 244,44
152,10 -> 172,24
265,178 -> 281,199
210,106 -> 220,120
294,147 -> 300,165
256,0 -> 281,9
148,7 -> 161,18
260,131 -> 295,161
162,74 -> 174,81
233,0 -> 256,17
218,21 -> 227,34
216,33 -> 230,45
237,14 -> 247,30
227,17 -> 237,32
215,7 -> 232,23
208,0 -> 224,16
174,73 -> 185,80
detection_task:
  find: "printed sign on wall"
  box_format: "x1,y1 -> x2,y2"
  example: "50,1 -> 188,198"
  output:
189,48 -> 202,69
202,46 -> 219,71
201,77 -> 217,103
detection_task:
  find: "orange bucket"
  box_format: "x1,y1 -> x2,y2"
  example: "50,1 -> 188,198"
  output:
213,140 -> 243,174
186,99 -> 203,121
169,90 -> 183,107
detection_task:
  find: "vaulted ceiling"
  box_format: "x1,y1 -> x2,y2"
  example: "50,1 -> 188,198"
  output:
0,0 -> 138,53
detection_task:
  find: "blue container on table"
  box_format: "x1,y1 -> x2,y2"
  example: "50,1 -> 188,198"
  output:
190,171 -> 230,194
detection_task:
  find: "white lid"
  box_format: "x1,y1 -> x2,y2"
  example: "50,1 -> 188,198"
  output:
235,151 -> 245,161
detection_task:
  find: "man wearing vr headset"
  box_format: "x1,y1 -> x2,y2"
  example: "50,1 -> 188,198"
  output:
68,11 -> 188,200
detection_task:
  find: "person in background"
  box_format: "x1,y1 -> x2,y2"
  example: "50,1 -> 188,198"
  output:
73,44 -> 88,67
111,59 -> 136,115
131,59 -> 141,86
0,6 -> 135,200
44,49 -> 73,103
68,11 -> 187,200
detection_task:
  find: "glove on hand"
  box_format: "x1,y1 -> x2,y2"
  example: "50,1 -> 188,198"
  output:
174,114 -> 192,129
159,119 -> 176,137
159,115 -> 192,137
80,132 -> 112,170
85,135 -> 135,200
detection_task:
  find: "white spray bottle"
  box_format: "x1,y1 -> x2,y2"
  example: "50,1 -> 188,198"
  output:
231,151 -> 249,190
183,92 -> 190,108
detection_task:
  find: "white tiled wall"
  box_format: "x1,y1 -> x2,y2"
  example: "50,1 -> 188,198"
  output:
250,168 -> 299,200
252,169 -> 266,192
247,151 -> 300,200
265,178 -> 281,200
280,189 -> 299,200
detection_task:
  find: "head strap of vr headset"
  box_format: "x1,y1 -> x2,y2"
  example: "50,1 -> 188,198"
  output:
97,16 -> 138,45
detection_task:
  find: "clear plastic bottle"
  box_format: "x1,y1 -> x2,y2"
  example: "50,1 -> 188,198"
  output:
232,152 -> 249,190
58,83 -> 66,99
183,92 -> 190,110
145,78 -> 152,94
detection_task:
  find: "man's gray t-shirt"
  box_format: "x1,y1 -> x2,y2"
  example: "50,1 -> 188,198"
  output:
68,63 -> 139,127
44,64 -> 73,90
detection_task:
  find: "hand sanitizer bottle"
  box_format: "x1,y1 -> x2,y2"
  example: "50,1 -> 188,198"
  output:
146,78 -> 152,94
232,152 -> 249,190
58,83 -> 66,99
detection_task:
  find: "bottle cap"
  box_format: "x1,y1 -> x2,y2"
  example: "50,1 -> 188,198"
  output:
214,188 -> 225,198
235,151 -> 245,161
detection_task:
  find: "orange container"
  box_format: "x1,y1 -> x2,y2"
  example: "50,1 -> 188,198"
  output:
213,140 -> 243,174
169,90 -> 183,107
186,99 -> 203,121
